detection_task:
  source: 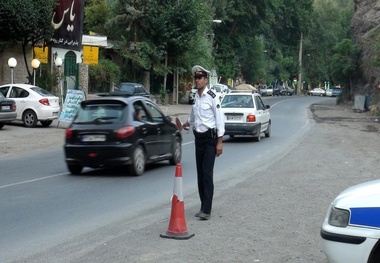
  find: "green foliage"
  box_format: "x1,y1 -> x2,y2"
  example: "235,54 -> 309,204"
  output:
106,0 -> 211,76
0,0 -> 56,82
35,64 -> 58,95
84,0 -> 109,35
330,39 -> 358,83
89,59 -> 121,92
213,0 -> 313,83
303,0 -> 354,87
0,0 -> 55,44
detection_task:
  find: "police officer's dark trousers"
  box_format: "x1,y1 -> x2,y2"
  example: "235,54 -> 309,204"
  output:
194,133 -> 217,214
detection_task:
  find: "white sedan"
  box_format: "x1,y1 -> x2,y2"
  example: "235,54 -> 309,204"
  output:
309,87 -> 326,96
0,84 -> 60,127
220,91 -> 271,141
321,179 -> 380,263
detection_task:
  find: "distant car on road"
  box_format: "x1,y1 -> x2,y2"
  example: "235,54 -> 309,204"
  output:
0,92 -> 17,129
266,86 -> 274,96
331,87 -> 342,97
220,91 -> 271,141
64,96 -> 182,176
321,179 -> 380,263
0,84 -> 60,127
309,88 -> 326,96
258,85 -> 268,96
280,86 -> 294,96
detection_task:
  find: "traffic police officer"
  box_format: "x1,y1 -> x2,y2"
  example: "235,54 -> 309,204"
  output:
183,65 -> 225,220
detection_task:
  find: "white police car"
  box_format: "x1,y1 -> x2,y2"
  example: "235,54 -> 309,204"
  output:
321,179 -> 380,263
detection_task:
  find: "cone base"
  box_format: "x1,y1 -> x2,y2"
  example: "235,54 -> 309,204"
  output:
160,231 -> 195,240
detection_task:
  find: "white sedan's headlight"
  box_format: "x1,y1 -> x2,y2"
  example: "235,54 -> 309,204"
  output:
328,207 -> 350,227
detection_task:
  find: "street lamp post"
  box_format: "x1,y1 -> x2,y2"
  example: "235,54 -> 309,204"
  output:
54,57 -> 64,106
31,59 -> 41,86
8,58 -> 17,84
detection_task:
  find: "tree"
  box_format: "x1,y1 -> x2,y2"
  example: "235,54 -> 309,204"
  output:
105,0 -> 213,92
83,0 -> 109,35
302,0 -> 354,87
0,0 -> 56,83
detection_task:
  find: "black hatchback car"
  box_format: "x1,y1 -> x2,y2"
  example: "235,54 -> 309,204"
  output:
64,96 -> 182,176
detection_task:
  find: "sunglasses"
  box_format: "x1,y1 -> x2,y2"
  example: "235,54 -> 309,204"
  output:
194,75 -> 206,80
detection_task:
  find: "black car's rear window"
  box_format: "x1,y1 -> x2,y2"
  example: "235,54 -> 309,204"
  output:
74,103 -> 125,124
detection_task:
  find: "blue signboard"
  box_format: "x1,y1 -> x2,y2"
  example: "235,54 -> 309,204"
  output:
59,89 -> 86,122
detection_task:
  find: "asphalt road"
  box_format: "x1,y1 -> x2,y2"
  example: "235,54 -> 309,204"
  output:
1,96 -> 379,262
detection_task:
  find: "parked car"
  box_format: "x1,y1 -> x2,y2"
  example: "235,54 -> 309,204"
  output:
64,96 -> 182,176
107,82 -> 150,98
0,92 -> 17,129
266,86 -> 274,96
258,85 -> 268,96
309,87 -> 326,96
220,91 -> 271,141
278,86 -> 294,96
331,87 -> 342,97
188,86 -> 197,104
321,179 -> 380,263
0,84 -> 60,127
211,83 -> 229,102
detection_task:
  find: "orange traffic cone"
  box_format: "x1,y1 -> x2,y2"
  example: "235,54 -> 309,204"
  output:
160,163 -> 194,240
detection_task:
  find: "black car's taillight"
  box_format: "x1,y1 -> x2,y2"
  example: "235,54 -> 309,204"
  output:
116,126 -> 135,139
66,128 -> 73,139
12,104 -> 16,111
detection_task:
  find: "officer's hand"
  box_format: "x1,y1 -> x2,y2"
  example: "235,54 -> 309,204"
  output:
216,141 -> 223,157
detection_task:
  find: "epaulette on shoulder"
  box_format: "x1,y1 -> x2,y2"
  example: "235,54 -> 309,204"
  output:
207,89 -> 216,98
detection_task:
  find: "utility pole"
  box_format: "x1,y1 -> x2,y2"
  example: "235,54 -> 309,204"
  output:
297,33 -> 303,95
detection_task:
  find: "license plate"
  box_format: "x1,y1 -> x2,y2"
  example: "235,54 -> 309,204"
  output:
227,115 -> 242,121
1,105 -> 10,110
52,112 -> 59,116
82,135 -> 106,142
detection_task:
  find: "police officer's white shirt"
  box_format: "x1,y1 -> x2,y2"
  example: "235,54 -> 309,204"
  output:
188,88 -> 225,137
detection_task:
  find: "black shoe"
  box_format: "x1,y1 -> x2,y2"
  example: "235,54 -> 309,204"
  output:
195,210 -> 202,217
198,212 -> 211,220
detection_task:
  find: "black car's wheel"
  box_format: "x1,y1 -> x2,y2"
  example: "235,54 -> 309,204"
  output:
67,163 -> 83,175
40,120 -> 53,127
129,145 -> 145,176
264,122 -> 271,138
169,137 -> 181,165
0,123 -> 4,129
23,110 -> 38,127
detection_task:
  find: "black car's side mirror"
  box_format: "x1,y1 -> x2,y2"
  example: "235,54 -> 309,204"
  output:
165,115 -> 172,122
266,105 -> 270,109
